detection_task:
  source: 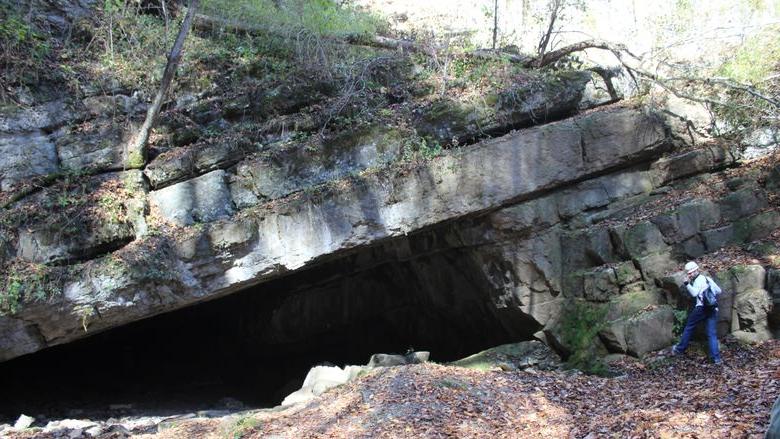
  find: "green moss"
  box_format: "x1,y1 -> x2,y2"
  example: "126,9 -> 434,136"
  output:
559,300 -> 609,375
126,148 -> 146,169
614,262 -> 640,286
435,378 -> 469,390
609,289 -> 659,319
0,262 -> 61,315
449,343 -> 543,371
224,414 -> 262,439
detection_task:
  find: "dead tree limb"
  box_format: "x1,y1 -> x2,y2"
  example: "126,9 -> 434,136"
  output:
126,0 -> 199,169
588,66 -> 620,100
524,39 -> 630,68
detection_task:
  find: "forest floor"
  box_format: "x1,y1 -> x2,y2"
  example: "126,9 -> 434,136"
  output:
142,339 -> 779,439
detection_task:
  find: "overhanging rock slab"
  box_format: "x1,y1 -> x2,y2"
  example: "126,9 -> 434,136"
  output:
0,107 -> 668,361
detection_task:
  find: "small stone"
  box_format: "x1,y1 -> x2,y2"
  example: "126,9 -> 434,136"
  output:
85,425 -> 103,436
14,414 -> 35,429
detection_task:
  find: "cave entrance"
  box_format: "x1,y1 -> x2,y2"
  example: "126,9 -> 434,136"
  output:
0,237 -> 536,422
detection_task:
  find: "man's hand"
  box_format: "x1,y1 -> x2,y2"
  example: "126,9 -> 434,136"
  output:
683,280 -> 689,286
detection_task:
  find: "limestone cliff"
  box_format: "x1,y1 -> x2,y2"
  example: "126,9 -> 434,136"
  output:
0,1 -> 778,368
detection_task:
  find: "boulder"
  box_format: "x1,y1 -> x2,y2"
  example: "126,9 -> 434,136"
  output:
367,351 -> 429,367
145,138 -> 258,189
633,251 -> 677,282
651,202 -> 703,242
281,364 -> 368,406
42,419 -> 99,436
562,227 -> 618,272
416,70 -> 590,144
600,289 -> 667,354
702,224 -> 735,251
0,131 -> 59,191
228,126 -> 406,207
650,145 -> 736,185
0,99 -> 73,133
149,170 -> 234,226
716,265 -> 766,295
582,266 -> 620,302
614,261 -> 642,286
719,188 -> 767,221
733,210 -> 780,243
732,328 -> 774,344
14,414 -> 35,429
449,341 -> 561,371
623,306 -> 675,357
733,288 -> 772,337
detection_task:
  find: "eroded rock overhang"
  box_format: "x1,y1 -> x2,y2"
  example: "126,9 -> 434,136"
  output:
0,107 -> 669,362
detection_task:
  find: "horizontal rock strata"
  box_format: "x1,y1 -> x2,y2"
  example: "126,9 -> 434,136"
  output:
0,107 -> 669,361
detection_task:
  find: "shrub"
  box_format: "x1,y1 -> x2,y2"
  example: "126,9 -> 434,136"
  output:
673,309 -> 688,338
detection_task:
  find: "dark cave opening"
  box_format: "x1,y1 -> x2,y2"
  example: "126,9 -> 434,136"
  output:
0,240 -> 534,423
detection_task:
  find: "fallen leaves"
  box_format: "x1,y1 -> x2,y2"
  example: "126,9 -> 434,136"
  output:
169,339 -> 780,439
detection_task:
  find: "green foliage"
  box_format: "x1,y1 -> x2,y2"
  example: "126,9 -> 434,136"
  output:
201,0 -> 383,39
559,300 -> 609,375
0,263 -> 60,315
224,415 -> 262,439
714,26 -> 780,134
0,5 -> 51,91
402,136 -> 443,162
673,309 -> 688,337
87,2 -> 178,90
718,26 -> 780,86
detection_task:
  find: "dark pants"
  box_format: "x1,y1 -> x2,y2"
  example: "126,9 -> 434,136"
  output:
676,305 -> 721,362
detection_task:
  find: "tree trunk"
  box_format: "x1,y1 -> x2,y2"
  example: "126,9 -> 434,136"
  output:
492,0 -> 499,50
537,0 -> 561,58
126,0 -> 200,169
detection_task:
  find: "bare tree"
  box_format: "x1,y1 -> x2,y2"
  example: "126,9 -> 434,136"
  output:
535,0 -> 585,62
537,0 -> 562,58
126,0 -> 200,169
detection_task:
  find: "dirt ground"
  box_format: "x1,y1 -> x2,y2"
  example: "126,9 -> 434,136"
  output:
141,339 -> 779,439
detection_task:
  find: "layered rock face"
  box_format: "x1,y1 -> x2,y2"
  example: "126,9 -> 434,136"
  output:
1,75 -> 778,365
0,105 -> 670,361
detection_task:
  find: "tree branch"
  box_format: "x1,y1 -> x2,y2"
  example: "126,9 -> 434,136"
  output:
524,39 -> 631,68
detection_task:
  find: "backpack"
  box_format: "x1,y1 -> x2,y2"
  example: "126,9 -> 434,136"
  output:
701,277 -> 718,308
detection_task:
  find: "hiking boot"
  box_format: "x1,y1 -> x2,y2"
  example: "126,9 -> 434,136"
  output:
671,345 -> 682,356
713,359 -> 723,366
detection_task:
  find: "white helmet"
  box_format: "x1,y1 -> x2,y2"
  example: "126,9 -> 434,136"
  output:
684,261 -> 699,274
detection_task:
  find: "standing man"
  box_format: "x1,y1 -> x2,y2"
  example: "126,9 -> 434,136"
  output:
672,261 -> 723,365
